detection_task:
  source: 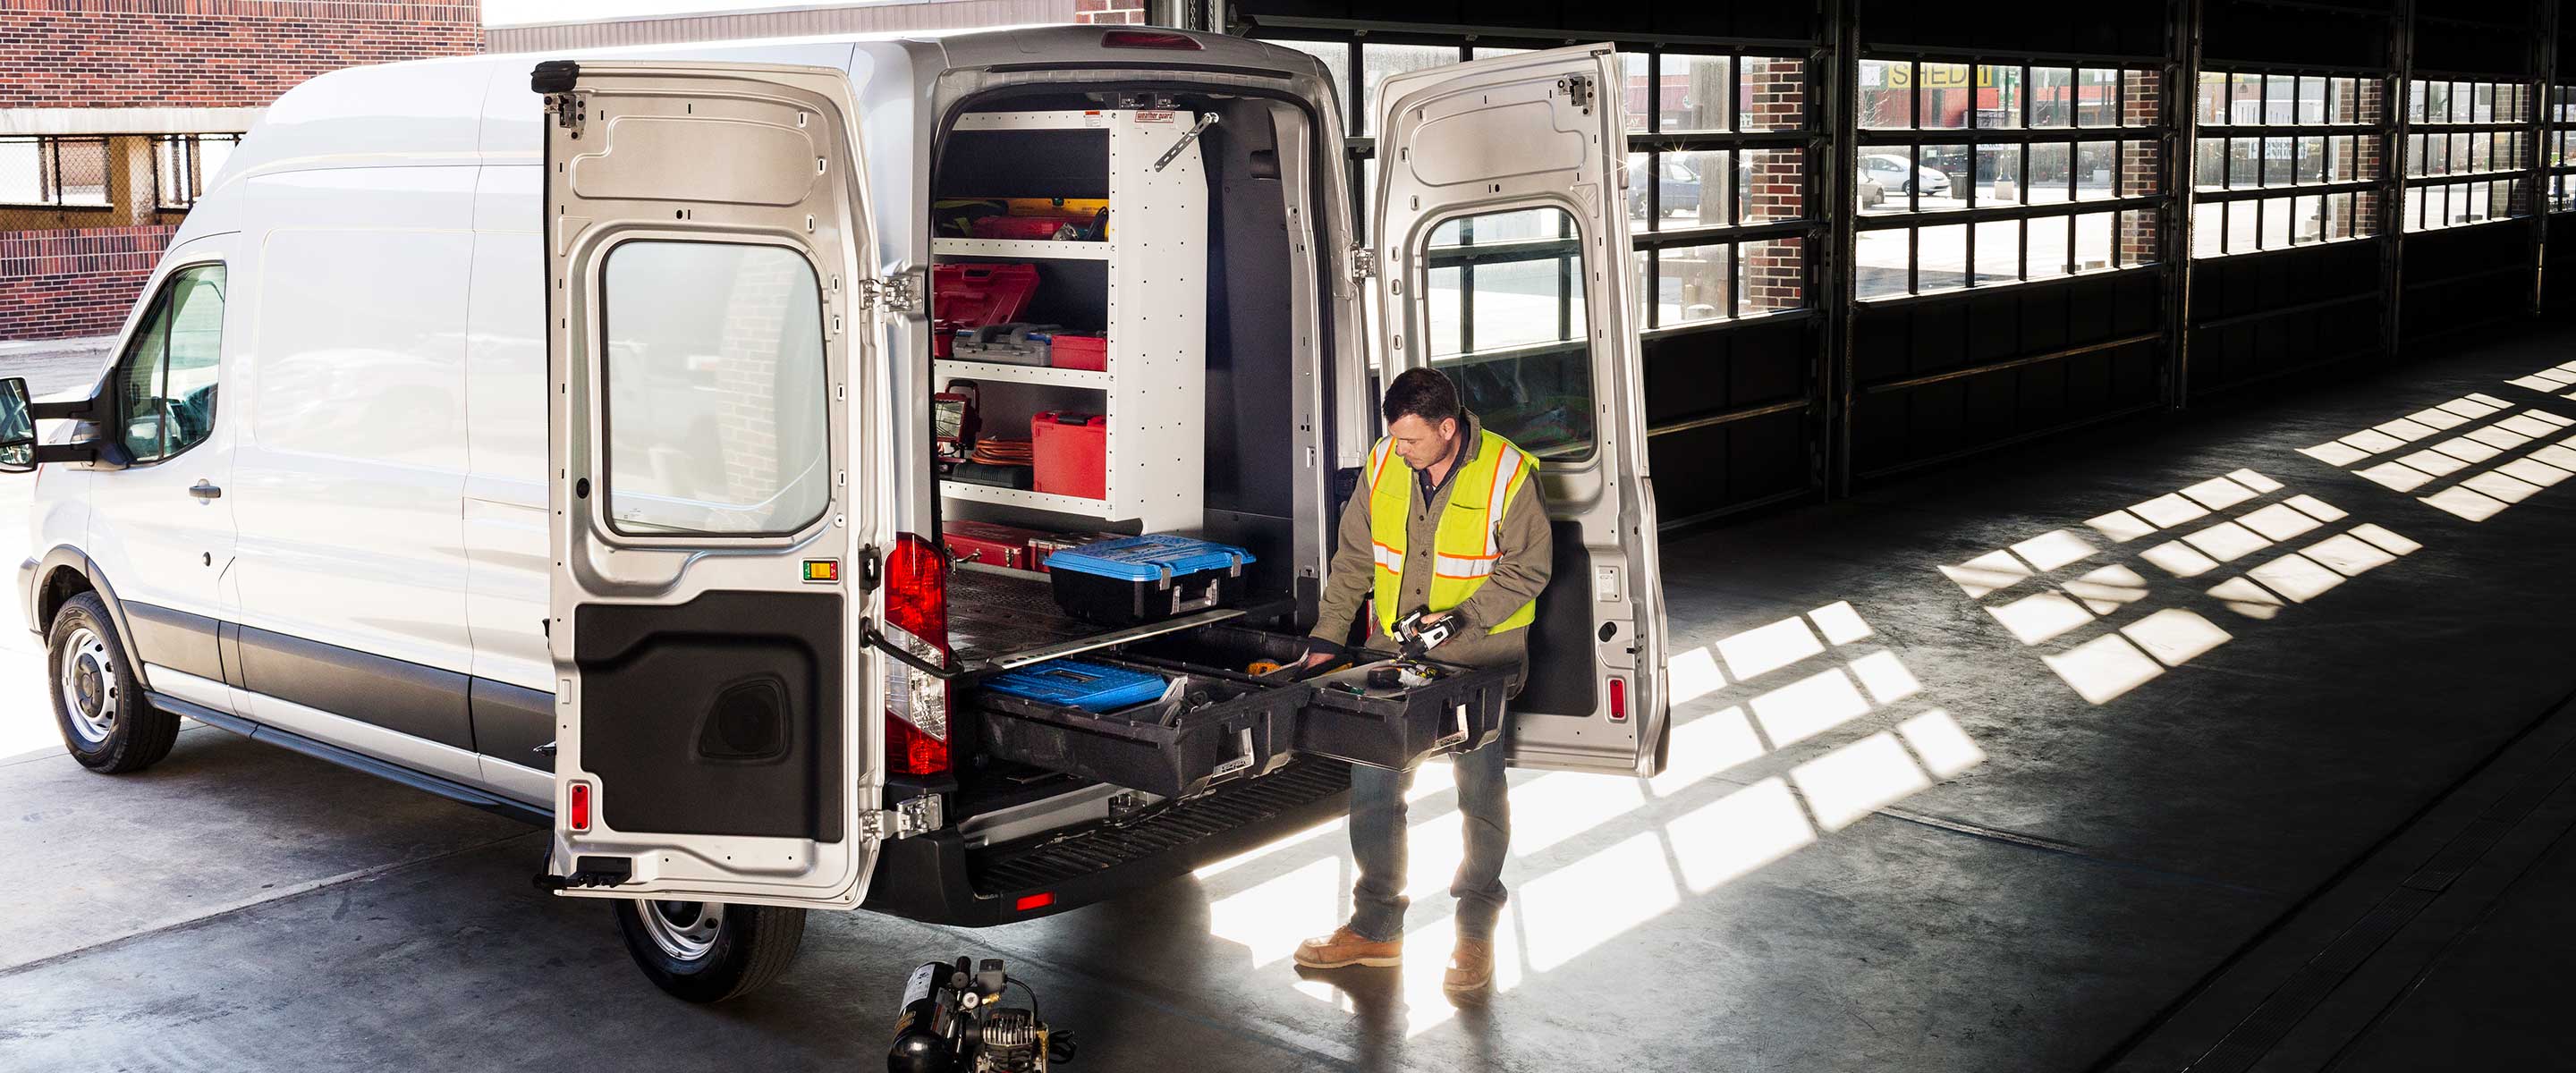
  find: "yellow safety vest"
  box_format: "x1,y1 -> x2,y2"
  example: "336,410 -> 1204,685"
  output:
1366,429 -> 1538,635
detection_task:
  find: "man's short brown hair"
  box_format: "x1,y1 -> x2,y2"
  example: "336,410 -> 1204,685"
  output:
1381,367 -> 1462,427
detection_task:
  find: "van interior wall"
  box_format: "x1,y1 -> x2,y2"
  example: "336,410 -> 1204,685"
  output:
929,90 -> 1308,612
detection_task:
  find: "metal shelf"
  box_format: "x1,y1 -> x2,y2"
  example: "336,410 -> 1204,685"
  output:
935,359 -> 1111,389
938,480 -> 1111,515
932,237 -> 1112,261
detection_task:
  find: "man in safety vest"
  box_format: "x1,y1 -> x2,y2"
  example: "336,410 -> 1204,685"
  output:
1290,367 -> 1552,999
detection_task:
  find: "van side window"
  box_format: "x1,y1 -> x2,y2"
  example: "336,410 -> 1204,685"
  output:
116,264 -> 226,464
599,241 -> 831,536
1419,207 -> 1597,461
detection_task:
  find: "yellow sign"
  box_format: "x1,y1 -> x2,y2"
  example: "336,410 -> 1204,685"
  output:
1884,64 -> 2003,89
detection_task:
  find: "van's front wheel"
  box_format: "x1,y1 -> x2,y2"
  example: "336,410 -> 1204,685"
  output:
614,899 -> 806,1002
49,593 -> 178,773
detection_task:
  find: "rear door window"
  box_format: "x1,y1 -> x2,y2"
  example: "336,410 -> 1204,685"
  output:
1419,206 -> 1597,460
599,240 -> 832,536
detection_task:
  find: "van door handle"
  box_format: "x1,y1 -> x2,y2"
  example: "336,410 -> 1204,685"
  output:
189,481 -> 223,500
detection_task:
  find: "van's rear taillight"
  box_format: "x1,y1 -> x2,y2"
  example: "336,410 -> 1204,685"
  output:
1101,30 -> 1201,50
568,782 -> 593,832
883,532 -> 953,774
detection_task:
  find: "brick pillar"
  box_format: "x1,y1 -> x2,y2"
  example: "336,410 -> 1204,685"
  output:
2349,80 -> 2385,237
1740,58 -> 1805,313
2119,71 -> 2162,265
1075,0 -> 1144,24
102,135 -> 156,226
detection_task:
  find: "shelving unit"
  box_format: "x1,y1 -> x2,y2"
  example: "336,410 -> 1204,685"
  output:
934,109 -> 1208,533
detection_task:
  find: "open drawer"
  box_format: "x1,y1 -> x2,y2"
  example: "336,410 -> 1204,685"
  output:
970,659 -> 1308,798
1125,625 -> 1514,772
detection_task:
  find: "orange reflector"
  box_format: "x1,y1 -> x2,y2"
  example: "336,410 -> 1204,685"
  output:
802,559 -> 840,583
1014,891 -> 1055,912
1608,677 -> 1628,722
569,782 -> 592,832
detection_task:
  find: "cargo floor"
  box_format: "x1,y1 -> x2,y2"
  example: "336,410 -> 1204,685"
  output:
6,322 -> 2576,1069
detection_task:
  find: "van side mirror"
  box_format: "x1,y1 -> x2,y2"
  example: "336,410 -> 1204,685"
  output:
0,377 -> 33,473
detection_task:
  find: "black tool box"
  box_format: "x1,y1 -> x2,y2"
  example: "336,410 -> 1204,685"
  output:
971,658 -> 1308,798
1296,659 -> 1513,770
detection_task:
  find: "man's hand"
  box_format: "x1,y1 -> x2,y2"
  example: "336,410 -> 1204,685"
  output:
1300,650 -> 1335,670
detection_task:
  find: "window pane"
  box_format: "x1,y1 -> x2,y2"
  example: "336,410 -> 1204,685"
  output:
604,241 -> 829,535
2123,139 -> 2161,197
2425,80 -> 2451,123
2293,194 -> 2324,244
2232,72 -> 2263,124
2352,190 -> 2382,238
2473,82 -> 2495,123
2330,78 -> 2359,123
1983,64 -> 2023,127
2078,210 -> 2116,270
2118,207 -> 2160,266
1973,218 -> 2018,283
1740,148 -> 1803,223
1922,63 -> 1970,128
1361,45 -> 1459,135
2192,200 -> 2224,258
1664,53 -> 1731,132
2199,71 -> 2228,126
2195,138 -> 2227,190
1669,148 -> 1730,229
2033,67 -> 2074,127
162,267 -> 225,459
2298,76 -> 2326,124
1650,241 -> 1728,327
1856,227 -> 1911,299
2229,137 -> 2260,189
1918,224 -> 1967,291
117,285 -> 176,460
2263,137 -> 2293,186
2267,74 -> 2297,123
1860,60 -> 1911,128
1620,52 -> 1648,133
2077,140 -> 2118,199
1738,236 -> 1802,316
2078,68 -> 2118,126
2295,135 -> 2326,183
2029,140 -> 2072,204
2328,134 -> 2359,182
1625,150 -> 1654,230
2028,215 -> 2070,278
1422,207 -> 1596,460
1858,146 -> 1908,215
1920,143 -> 1967,208
1740,55 -> 1805,131
2261,195 -> 2293,248
2226,200 -> 2258,252
2124,69 -> 2162,128
1974,143 -> 2023,206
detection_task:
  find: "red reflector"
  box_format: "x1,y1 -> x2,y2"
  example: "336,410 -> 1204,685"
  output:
1101,30 -> 1201,50
569,782 -> 592,832
888,715 -> 951,776
1015,891 -> 1055,912
1608,677 -> 1628,722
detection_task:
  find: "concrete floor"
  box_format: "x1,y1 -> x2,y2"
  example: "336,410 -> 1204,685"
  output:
5,327 -> 2576,1070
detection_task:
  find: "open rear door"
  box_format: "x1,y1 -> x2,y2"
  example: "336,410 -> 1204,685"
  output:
1370,46 -> 1670,775
539,61 -> 897,908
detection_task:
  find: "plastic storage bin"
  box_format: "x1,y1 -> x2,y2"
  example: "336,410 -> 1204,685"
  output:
1045,333 -> 1106,371
973,660 -> 1309,798
1046,535 -> 1255,626
1031,411 -> 1107,500
1295,658 -> 1513,770
979,660 -> 1168,712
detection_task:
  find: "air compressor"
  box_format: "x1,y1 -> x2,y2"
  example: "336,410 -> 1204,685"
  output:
887,957 -> 1074,1073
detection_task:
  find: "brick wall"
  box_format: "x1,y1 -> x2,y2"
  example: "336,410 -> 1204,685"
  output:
0,226 -> 175,339
1072,0 -> 1143,25
2,1 -> 481,340
1740,57 -> 1806,314
0,0 -> 482,108
2118,70 -> 2163,266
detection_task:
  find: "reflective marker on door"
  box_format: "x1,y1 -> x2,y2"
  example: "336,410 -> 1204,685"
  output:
802,559 -> 840,583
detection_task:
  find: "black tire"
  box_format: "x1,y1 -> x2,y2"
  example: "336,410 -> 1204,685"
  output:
614,899 -> 806,1002
48,592 -> 178,774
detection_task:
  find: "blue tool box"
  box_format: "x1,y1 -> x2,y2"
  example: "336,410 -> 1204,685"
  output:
979,660 -> 1169,712
1046,535 -> 1256,625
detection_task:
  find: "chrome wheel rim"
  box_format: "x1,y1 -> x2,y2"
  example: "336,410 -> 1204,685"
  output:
638,900 -> 724,962
59,626 -> 117,747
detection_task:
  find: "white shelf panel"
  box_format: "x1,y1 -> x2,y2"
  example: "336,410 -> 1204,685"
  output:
932,238 -> 1110,261
934,359 -> 1111,389
939,480 -> 1112,516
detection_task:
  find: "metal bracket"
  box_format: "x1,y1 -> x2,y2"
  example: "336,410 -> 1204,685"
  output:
543,91 -> 587,137
860,270 -> 925,315
1349,243 -> 1377,282
863,794 -> 945,841
1558,73 -> 1596,114
1154,113 -> 1220,172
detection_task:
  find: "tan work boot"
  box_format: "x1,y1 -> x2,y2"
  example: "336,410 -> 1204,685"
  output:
1292,925 -> 1402,969
1442,937 -> 1494,995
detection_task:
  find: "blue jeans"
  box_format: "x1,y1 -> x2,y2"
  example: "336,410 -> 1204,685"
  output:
1345,735 -> 1511,943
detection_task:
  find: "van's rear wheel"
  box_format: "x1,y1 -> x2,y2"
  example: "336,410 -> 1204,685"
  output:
49,593 -> 178,773
614,899 -> 806,1002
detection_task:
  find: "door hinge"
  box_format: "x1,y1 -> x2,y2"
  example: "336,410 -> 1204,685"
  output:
862,794 -> 945,841
1349,243 -> 1377,282
860,270 -> 925,315
543,91 -> 587,137
1559,73 -> 1596,114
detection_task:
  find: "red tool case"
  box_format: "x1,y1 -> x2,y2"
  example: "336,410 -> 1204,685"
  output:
931,263 -> 1041,359
942,520 -> 1047,571
1032,411 -> 1108,500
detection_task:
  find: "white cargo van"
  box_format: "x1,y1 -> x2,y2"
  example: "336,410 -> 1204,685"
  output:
4,27 -> 1668,1001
